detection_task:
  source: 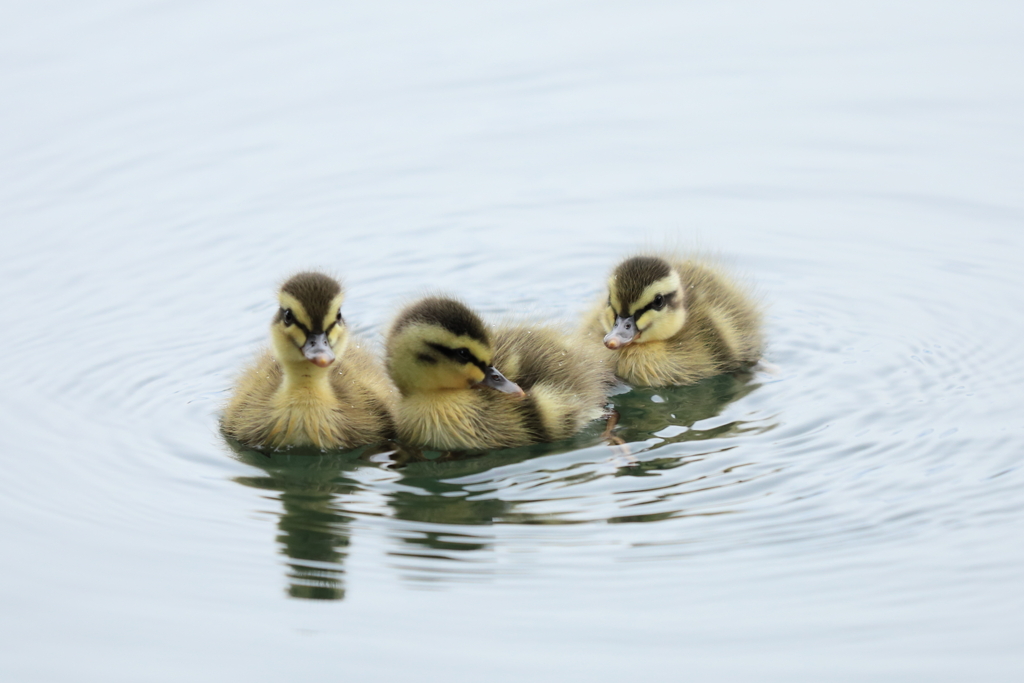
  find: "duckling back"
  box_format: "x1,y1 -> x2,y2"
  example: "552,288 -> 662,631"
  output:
493,324 -> 614,442
679,259 -> 762,365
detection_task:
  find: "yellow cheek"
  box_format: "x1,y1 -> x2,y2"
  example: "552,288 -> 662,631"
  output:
602,307 -> 615,332
635,310 -> 659,333
328,326 -> 350,355
445,364 -> 485,390
285,327 -> 306,346
413,362 -> 486,391
635,308 -> 685,342
270,325 -> 309,364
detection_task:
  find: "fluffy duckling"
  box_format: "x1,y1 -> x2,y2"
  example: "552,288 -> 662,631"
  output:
584,255 -> 763,387
222,272 -> 395,449
386,297 -> 613,451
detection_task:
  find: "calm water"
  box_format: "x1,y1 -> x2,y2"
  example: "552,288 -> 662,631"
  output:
2,1 -> 1023,680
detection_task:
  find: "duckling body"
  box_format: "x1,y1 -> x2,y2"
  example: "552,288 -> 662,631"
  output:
223,272 -> 395,449
387,297 -> 613,451
585,256 -> 762,387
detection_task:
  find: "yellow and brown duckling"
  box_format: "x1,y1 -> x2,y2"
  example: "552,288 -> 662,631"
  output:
222,272 -> 395,449
386,296 -> 614,451
584,255 -> 763,387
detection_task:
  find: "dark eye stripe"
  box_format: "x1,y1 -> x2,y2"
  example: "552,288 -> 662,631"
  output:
278,308 -> 312,338
322,308 -> 346,335
631,291 -> 676,318
425,342 -> 487,373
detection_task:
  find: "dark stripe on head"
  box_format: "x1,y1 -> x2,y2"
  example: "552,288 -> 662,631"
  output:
280,271 -> 342,333
632,290 -> 678,320
274,307 -> 310,334
425,342 -> 488,374
392,297 -> 490,345
612,256 -> 672,311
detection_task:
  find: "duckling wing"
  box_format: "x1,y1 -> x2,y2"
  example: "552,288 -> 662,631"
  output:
222,350 -> 283,445
493,325 -> 613,442
675,259 -> 763,368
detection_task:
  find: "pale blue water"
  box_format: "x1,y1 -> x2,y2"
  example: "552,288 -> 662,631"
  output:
2,1 -> 1023,680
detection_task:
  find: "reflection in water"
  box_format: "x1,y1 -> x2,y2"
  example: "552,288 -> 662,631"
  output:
612,372 -> 761,450
230,442 -> 368,600
226,372 -> 764,593
385,457 -> 514,575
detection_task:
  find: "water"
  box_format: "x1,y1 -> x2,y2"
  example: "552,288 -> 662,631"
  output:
2,1 -> 1023,680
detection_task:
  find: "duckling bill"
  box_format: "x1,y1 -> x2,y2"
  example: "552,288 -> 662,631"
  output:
585,255 -> 763,386
222,272 -> 395,449
386,296 -> 613,451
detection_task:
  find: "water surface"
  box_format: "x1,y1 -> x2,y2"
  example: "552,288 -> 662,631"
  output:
2,1 -> 1023,681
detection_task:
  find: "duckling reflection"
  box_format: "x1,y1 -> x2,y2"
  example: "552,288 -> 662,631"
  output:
379,449 -> 532,575
223,374 -> 767,592
388,484 -> 506,566
379,372 -> 764,568
228,440 -> 366,601
610,371 -> 763,457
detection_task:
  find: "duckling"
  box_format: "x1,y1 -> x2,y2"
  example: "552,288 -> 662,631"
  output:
386,296 -> 614,451
222,272 -> 395,449
584,255 -> 763,387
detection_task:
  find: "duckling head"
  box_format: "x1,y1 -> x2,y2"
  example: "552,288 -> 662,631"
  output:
601,256 -> 686,349
386,297 -> 523,397
270,272 -> 349,370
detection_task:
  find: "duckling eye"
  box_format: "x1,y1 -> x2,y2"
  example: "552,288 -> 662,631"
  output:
652,294 -> 665,310
336,309 -> 344,325
281,308 -> 295,326
456,348 -> 472,363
